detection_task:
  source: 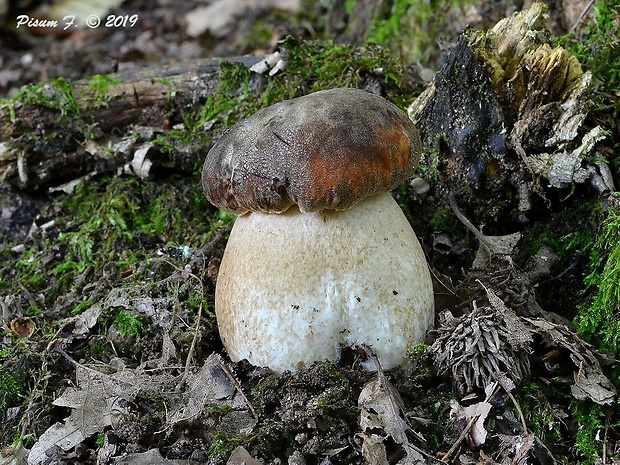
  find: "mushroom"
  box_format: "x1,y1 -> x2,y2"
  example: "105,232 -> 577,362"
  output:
202,87 -> 434,374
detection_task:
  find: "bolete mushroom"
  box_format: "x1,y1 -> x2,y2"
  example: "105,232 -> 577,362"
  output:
202,87 -> 434,374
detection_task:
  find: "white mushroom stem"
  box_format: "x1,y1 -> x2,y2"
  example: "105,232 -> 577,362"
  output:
215,191 -> 435,375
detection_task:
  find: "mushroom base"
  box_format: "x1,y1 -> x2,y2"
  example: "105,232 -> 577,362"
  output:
215,192 -> 434,374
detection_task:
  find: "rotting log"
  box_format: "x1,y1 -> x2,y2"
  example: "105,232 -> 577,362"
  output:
0,55 -> 264,192
407,2 -> 611,229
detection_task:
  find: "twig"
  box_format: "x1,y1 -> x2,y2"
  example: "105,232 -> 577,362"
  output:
570,0 -> 595,33
15,358 -> 49,449
160,258 -> 209,389
448,193 -> 492,253
179,299 -> 202,389
54,346 -> 107,375
507,389 -> 528,434
220,363 -> 259,421
603,412 -> 610,464
428,266 -> 458,297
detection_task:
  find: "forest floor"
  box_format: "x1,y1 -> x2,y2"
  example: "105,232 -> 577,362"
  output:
1,0 -> 619,464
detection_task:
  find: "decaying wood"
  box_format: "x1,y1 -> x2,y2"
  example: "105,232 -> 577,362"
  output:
8,55 -> 264,133
407,2 -> 610,226
0,55 -> 264,191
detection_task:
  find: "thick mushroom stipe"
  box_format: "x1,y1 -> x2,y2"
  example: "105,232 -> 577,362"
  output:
215,192 -> 434,374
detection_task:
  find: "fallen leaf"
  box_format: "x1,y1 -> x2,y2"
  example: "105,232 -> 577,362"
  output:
166,354 -> 257,433
358,370 -> 411,446
227,446 -> 264,465
492,433 -> 536,465
462,401 -> 492,447
28,366 -> 117,465
525,318 -> 617,405
28,361 -> 172,465
472,232 -> 521,269
357,353 -> 427,465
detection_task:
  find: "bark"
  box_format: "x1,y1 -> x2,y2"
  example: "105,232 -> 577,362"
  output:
0,55 -> 264,192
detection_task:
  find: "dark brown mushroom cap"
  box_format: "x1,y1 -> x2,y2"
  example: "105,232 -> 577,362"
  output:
202,87 -> 422,215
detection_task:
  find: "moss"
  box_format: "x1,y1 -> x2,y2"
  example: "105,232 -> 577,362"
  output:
209,438 -> 230,459
514,200 -> 620,462
0,367 -> 23,412
1,175 -> 221,312
429,207 -> 462,235
316,387 -> 358,427
367,0 -> 477,65
86,74 -> 120,109
557,0 -> 620,114
195,37 -> 408,132
150,37 -> 410,180
570,401 -> 609,464
3,77 -> 81,121
507,194 -> 606,320
513,381 -> 564,444
2,73 -> 121,123
14,246 -> 49,293
282,37 -> 405,102
517,203 -> 601,264
113,310 -> 144,340
185,292 -> 215,319
575,204 -> 620,358
245,21 -> 276,52
407,342 -> 430,357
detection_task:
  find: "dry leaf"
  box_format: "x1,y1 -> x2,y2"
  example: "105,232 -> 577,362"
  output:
463,401 -> 492,447
358,371 -> 410,445
448,400 -> 492,448
166,354 -> 257,433
357,355 -> 427,465
525,318 -> 617,405
72,301 -> 103,336
28,368 -> 115,465
227,446 -> 264,465
472,232 -> 521,269
492,433 -> 536,465
28,361 -> 172,465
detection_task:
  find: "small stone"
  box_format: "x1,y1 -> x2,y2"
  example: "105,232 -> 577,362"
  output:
410,177 -> 430,195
